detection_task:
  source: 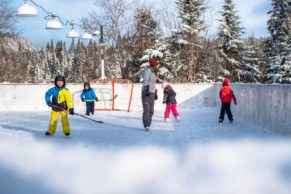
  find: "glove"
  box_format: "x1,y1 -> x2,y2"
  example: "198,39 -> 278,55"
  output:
81,99 -> 85,102
155,90 -> 158,100
163,101 -> 166,104
69,108 -> 74,115
47,101 -> 52,107
95,98 -> 98,102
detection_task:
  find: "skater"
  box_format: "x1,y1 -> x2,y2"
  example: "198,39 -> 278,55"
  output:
162,82 -> 180,122
142,57 -> 158,131
219,78 -> 237,123
45,75 -> 74,136
80,82 -> 98,116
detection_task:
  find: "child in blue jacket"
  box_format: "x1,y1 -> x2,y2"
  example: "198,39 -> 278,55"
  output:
80,82 -> 98,116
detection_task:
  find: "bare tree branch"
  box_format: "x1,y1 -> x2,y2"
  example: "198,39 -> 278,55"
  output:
0,0 -> 16,33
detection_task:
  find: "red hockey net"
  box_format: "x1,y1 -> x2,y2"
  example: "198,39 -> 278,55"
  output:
87,79 -> 134,112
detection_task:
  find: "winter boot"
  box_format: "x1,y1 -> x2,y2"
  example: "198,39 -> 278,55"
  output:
230,120 -> 234,124
164,118 -> 170,122
176,116 -> 181,122
64,132 -> 70,136
219,119 -> 223,123
145,126 -> 150,131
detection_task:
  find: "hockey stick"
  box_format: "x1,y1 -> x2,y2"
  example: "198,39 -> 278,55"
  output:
83,94 -> 118,102
74,113 -> 104,123
50,104 -> 104,124
100,94 -> 118,102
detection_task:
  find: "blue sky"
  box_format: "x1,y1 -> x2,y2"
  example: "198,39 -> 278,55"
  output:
13,0 -> 272,48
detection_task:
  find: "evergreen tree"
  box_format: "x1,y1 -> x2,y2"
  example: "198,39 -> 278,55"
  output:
240,41 -> 262,83
125,8 -> 159,80
71,39 -> 83,82
175,0 -> 208,82
266,0 -> 291,83
176,0 -> 206,35
217,0 -> 244,81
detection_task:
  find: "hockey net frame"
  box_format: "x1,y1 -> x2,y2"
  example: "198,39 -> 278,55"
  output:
89,79 -> 134,112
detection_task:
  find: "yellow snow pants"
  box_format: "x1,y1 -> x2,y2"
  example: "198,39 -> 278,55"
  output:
48,110 -> 70,134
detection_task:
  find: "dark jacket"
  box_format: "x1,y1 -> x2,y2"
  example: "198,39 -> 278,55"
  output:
163,85 -> 177,104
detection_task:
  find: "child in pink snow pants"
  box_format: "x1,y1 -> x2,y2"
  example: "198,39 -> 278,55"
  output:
162,83 -> 180,122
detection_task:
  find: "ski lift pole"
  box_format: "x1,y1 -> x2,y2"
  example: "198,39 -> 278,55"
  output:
99,25 -> 106,80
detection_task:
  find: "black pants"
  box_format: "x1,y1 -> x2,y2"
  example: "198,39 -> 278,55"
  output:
86,102 -> 95,116
142,92 -> 155,128
219,103 -> 233,121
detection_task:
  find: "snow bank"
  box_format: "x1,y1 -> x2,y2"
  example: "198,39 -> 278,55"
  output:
0,83 -> 290,135
1,138 -> 291,194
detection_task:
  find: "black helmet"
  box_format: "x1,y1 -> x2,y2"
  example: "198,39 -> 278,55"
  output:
55,75 -> 66,88
84,82 -> 91,89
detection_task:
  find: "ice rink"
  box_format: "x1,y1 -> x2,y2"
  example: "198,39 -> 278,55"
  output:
0,109 -> 290,194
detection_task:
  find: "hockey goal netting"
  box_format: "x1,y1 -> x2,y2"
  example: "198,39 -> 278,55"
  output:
73,79 -> 134,112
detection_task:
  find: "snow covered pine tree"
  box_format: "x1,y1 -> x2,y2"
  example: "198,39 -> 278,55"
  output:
266,0 -> 291,83
218,0 -> 262,82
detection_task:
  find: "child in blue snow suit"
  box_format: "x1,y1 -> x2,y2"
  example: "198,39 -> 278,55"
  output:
80,82 -> 98,116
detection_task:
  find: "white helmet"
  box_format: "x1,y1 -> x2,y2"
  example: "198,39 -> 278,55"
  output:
162,82 -> 169,89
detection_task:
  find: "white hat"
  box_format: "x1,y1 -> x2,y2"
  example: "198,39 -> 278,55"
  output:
161,82 -> 169,89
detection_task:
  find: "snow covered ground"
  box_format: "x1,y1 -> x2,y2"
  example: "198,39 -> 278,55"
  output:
0,109 -> 290,194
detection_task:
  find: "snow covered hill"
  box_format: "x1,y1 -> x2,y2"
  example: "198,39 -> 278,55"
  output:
0,33 -> 35,52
